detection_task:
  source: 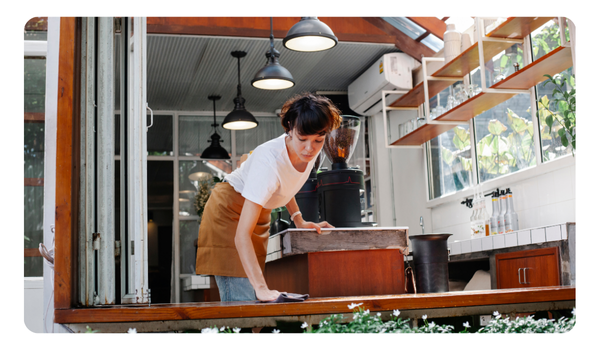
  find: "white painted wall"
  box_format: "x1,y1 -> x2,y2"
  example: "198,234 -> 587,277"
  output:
370,111 -> 576,245
432,161 -> 576,243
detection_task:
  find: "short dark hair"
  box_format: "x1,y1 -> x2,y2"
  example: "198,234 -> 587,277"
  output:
280,92 -> 342,136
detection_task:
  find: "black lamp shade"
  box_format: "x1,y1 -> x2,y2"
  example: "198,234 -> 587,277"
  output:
251,57 -> 295,90
201,133 -> 231,159
222,102 -> 259,130
283,17 -> 338,52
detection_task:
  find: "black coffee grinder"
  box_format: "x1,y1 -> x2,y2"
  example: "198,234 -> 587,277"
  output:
316,115 -> 375,227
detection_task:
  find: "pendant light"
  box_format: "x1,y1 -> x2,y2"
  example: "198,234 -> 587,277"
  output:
188,160 -> 212,182
251,17 -> 295,90
283,17 -> 338,52
179,177 -> 197,196
201,95 -> 231,159
222,51 -> 259,130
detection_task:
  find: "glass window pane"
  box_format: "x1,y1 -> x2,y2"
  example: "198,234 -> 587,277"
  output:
474,94 -> 535,183
179,220 -> 200,276
179,116 -> 231,157
24,58 -> 46,114
536,68 -> 575,161
24,186 -> 44,277
531,18 -> 568,61
427,127 -> 473,199
24,122 -> 45,178
235,117 -> 284,156
147,115 -> 173,156
381,17 -> 426,40
421,33 -> 444,52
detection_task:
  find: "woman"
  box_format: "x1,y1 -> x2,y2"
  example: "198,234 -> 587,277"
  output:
196,93 -> 342,302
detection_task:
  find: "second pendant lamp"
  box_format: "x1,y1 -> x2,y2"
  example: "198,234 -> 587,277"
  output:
222,51 -> 259,130
283,17 -> 338,52
201,95 -> 231,159
251,17 -> 295,90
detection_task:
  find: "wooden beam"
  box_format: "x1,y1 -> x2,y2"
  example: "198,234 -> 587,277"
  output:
54,17 -> 78,310
25,17 -> 48,31
361,17 -> 436,62
54,286 -> 575,324
25,248 -> 42,257
147,17 -> 397,45
24,112 -> 45,123
407,17 -> 448,40
24,178 -> 44,186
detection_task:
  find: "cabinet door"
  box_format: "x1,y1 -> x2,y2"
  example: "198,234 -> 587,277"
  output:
496,247 -> 560,289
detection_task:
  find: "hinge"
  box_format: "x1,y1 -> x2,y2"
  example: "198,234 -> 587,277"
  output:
92,233 -> 100,251
130,240 -> 135,255
114,17 -> 121,33
115,241 -> 121,257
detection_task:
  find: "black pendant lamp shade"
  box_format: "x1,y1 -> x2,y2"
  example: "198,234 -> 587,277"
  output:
222,51 -> 259,130
251,18 -> 295,90
283,17 -> 338,52
201,95 -> 231,159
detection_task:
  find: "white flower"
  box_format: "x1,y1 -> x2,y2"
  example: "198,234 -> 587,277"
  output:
272,329 -> 280,334
353,314 -> 359,320
572,308 -> 576,316
393,310 -> 401,317
301,322 -> 308,329
127,328 -> 137,334
220,326 -> 225,332
422,315 -> 428,320
232,327 -> 241,333
348,302 -> 363,309
493,311 -> 500,318
363,309 -> 370,316
201,327 -> 219,333
377,312 -> 381,317
463,321 -> 470,328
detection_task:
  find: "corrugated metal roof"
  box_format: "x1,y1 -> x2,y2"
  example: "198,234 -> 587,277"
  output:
143,34 -> 401,114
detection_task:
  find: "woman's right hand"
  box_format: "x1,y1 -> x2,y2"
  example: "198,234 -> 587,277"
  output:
255,287 -> 280,302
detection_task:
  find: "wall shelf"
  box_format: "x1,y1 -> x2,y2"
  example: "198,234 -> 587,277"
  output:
385,17 -> 571,147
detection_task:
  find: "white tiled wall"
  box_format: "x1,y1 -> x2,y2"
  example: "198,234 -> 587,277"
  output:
432,163 -> 575,242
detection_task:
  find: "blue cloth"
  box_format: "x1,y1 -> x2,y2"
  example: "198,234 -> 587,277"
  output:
214,275 -> 256,302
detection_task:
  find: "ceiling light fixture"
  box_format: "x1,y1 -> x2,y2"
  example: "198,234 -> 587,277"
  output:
187,160 -> 212,182
201,95 -> 231,159
283,17 -> 338,52
222,51 -> 259,130
251,17 -> 295,90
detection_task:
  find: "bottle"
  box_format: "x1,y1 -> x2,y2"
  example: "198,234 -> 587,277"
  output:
489,190 -> 499,235
444,24 -> 462,63
504,188 -> 519,233
470,190 -> 485,238
469,194 -> 478,238
481,192 -> 491,236
498,190 -> 507,234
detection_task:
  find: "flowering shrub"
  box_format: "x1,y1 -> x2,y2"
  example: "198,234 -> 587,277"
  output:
197,305 -> 575,334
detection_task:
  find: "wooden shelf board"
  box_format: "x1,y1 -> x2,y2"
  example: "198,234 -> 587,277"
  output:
491,45 -> 572,90
432,40 -> 515,78
389,78 -> 459,108
436,91 -> 518,122
487,17 -> 556,39
391,122 -> 459,146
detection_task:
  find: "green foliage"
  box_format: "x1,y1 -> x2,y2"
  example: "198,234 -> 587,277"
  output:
537,72 -> 576,156
194,178 -> 216,221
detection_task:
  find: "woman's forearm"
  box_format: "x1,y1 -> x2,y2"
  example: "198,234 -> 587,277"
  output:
234,199 -> 272,295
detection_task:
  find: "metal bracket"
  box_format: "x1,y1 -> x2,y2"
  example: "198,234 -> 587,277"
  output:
92,233 -> 100,251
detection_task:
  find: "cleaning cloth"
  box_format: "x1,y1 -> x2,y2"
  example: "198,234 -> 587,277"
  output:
259,292 -> 309,303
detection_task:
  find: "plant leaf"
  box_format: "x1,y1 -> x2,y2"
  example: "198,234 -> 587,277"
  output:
488,119 -> 507,136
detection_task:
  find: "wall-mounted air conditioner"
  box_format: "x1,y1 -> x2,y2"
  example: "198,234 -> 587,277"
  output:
348,53 -> 416,116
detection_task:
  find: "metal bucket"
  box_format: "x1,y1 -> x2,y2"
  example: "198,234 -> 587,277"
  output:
409,233 -> 452,293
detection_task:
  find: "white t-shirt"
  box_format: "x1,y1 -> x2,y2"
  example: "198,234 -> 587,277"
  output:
224,133 -> 316,209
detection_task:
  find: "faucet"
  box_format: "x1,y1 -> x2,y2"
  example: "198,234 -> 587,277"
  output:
420,216 -> 424,234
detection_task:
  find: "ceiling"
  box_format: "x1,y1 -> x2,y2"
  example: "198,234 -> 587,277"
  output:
143,34 -> 402,115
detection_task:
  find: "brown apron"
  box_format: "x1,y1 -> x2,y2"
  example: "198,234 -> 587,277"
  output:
195,182 -> 272,277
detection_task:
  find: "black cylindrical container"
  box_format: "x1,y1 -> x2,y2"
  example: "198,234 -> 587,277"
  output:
316,168 -> 365,227
409,233 -> 452,293
292,172 -> 319,226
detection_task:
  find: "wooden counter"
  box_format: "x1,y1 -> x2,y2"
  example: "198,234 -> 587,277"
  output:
56,286 -> 576,332
264,227 -> 409,298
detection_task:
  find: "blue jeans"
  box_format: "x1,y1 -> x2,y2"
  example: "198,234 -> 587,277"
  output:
214,275 -> 257,302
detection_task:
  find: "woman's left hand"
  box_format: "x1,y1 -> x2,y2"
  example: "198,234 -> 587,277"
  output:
296,219 -> 334,234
